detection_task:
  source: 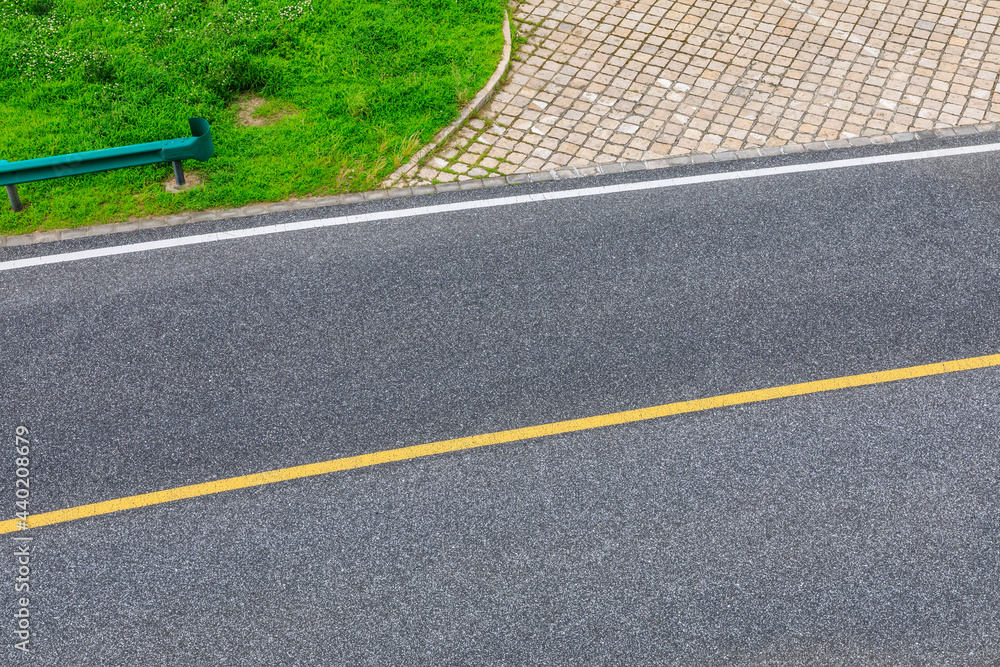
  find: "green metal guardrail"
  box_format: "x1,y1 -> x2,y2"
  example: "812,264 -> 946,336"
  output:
0,117 -> 213,212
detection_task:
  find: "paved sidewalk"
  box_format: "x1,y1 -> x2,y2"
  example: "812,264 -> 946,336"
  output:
388,0 -> 1000,186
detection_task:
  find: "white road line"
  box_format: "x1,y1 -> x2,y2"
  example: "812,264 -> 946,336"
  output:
3,141 -> 999,273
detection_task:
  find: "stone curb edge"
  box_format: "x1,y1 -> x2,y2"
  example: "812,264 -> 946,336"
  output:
2,123 -> 996,248
381,10 -> 514,187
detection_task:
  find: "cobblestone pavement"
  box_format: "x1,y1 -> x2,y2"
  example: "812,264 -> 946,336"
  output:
387,0 -> 1000,186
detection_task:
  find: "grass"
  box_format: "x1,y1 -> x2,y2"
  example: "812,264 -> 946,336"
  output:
0,0 -> 506,236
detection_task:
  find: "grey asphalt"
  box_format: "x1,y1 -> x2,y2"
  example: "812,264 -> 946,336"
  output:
2,133 -> 1000,664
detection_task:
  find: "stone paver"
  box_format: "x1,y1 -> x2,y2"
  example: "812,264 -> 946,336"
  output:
389,0 -> 1000,185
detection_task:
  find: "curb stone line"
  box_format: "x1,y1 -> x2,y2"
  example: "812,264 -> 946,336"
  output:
381,10 -> 514,188
2,123 -> 998,248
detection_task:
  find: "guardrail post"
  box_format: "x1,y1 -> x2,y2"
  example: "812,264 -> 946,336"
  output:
5,185 -> 21,212
172,160 -> 185,186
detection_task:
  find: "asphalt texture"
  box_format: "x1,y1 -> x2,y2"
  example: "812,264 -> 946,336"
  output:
2,133 -> 1000,664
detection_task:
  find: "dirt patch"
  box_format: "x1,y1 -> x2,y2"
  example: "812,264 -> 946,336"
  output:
163,170 -> 204,193
233,94 -> 301,127
234,95 -> 269,127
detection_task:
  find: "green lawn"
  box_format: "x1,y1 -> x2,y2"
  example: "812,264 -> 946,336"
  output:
0,0 -> 506,236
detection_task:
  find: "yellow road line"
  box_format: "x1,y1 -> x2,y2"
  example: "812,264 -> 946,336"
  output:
4,353 -> 999,535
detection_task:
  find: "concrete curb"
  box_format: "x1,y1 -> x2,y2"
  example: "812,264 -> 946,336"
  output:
2,123 -> 997,248
381,11 -> 513,188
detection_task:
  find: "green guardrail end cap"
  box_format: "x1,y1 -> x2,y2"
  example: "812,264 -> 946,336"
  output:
187,117 -> 214,162
189,117 -> 210,136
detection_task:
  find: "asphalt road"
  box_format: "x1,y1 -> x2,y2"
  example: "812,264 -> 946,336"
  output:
2,133 -> 999,664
